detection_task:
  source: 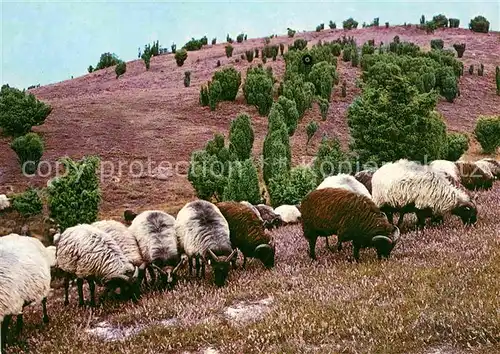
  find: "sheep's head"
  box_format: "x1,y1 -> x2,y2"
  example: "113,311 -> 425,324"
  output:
372,226 -> 400,259
123,209 -> 138,224
255,244 -> 275,269
105,266 -> 140,302
157,256 -> 187,291
207,249 -> 237,287
452,201 -> 477,225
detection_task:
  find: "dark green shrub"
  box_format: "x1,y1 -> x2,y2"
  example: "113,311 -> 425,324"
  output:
331,43 -> 342,56
216,60 -> 221,67
225,44 -> 234,58
236,33 -> 245,43
184,71 -> 191,87
329,21 -> 337,29
212,38 -> 217,45
226,34 -> 233,43
245,50 -> 254,62
420,15 -> 426,25
208,81 -> 222,111
430,39 -> 444,50
95,52 -> 120,70
351,45 -> 359,67
424,21 -> 437,33
11,187 -> 43,218
478,63 -> 484,76
469,64 -> 474,75
277,96 -> 300,135
445,132 -> 469,160
175,49 -> 188,66
201,36 -> 208,46
419,72 -> 436,93
263,45 -> 279,59
200,85 -> 209,106
268,166 -> 317,207
372,17 -> 380,27
432,14 -> 448,28
440,74 -> 458,102
287,28 -> 296,38
279,43 -> 285,56
474,115 -> 500,153
342,47 -> 352,62
142,51 -> 151,70
228,113 -> 254,160
212,67 -> 241,101
282,74 -> 315,118
223,159 -> 261,204
308,61 -> 337,101
449,18 -> 460,28
47,156 -> 101,231
243,68 -> 274,116
385,22 -> 389,28
496,66 -> 500,95
316,24 -> 324,32
312,136 -> 349,181
0,85 -> 52,136
244,34 -> 247,41
318,98 -> 329,121
171,43 -> 177,53
10,132 -> 44,174
188,149 -> 227,201
291,39 -> 308,51
453,43 -> 466,58
362,43 -> 375,55
306,121 -> 318,145
343,17 -> 359,30
115,61 -> 126,79
341,80 -> 347,97
88,65 -> 94,73
183,38 -> 203,51
469,16 -> 490,33
263,127 -> 291,185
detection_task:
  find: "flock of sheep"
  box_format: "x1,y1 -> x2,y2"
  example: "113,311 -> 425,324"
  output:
0,156 -> 498,350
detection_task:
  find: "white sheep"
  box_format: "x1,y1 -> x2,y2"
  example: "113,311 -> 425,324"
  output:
474,160 -> 496,180
128,211 -> 184,290
316,173 -> 372,199
175,200 -> 237,287
0,194 -> 11,211
274,205 -> 301,224
0,234 -> 53,350
372,159 -> 477,229
55,224 -> 139,307
478,158 -> 500,178
429,160 -> 461,186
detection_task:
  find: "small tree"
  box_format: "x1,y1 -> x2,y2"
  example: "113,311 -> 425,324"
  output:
95,52 -> 120,70
47,156 -> 101,231
430,39 -> 444,50
474,115 -> 500,153
228,113 -> 254,160
243,69 -> 274,116
445,132 -> 469,160
282,74 -> 315,118
268,166 -> 317,207
351,45 -> 359,67
115,61 -> 126,79
236,33 -> 245,43
225,44 -> 234,58
175,49 -> 188,66
279,43 -> 285,56
329,21 -> 337,29
227,34 -> 233,43
222,159 -> 261,204
213,67 -> 241,101
312,136 -> 349,181
245,50 -> 254,62
453,43 -> 466,58
308,61 -> 337,102
277,96 -> 300,135
0,84 -> 52,136
171,43 -> 177,53
184,71 -> 191,87
469,16 -> 490,33
188,149 -> 227,201
208,80 -> 222,111
469,64 -> 474,75
341,80 -> 347,97
11,187 -> 43,218
432,14 -> 448,28
142,51 -> 151,70
306,121 -> 318,146
342,46 -> 352,62
287,28 -> 296,38
200,85 -> 209,106
263,131 -> 290,185
10,133 -> 44,174
343,17 -> 359,30
318,98 -> 329,121
212,38 -> 217,45
88,65 -> 94,73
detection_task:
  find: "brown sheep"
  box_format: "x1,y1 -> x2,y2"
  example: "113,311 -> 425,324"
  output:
301,188 -> 400,261
216,202 -> 275,269
255,204 -> 283,229
354,170 -> 375,194
455,161 -> 494,190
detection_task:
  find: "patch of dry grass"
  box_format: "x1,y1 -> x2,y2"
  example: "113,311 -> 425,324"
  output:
5,186 -> 500,354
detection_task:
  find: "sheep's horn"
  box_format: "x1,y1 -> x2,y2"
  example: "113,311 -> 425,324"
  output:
129,266 -> 139,282
255,244 -> 271,252
139,262 -> 147,271
207,249 -> 218,261
173,256 -> 187,274
151,264 -> 167,276
227,249 -> 238,261
372,235 -> 392,244
392,226 -> 400,243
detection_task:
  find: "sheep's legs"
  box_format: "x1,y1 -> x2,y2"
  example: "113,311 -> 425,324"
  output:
147,266 -> 156,288
41,297 -> 49,324
76,278 -> 85,307
308,236 -> 318,260
2,315 -> 12,349
397,212 -> 406,229
201,259 -> 206,278
242,255 -> 247,269
14,314 -> 23,338
88,279 -> 96,307
195,255 -> 201,278
63,276 -> 70,306
188,257 -> 194,276
352,242 -> 361,262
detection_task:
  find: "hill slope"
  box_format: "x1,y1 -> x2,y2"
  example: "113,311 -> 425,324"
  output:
1,26 -> 499,217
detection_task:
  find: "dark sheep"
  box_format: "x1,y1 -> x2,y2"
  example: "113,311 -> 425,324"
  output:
123,209 -> 138,225
255,204 -> 283,229
217,202 -> 275,269
301,188 -> 400,261
354,170 -> 375,194
456,161 -> 494,190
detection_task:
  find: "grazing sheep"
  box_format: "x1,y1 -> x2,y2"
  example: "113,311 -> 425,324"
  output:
429,160 -> 461,186
354,170 -> 376,194
478,158 -> 500,178
317,174 -> 372,199
274,205 -> 301,224
474,160 -> 497,181
372,160 -> 477,229
175,200 -> 237,287
0,194 -> 11,211
255,204 -> 283,229
0,234 -> 53,350
455,161 -> 494,190
123,209 -> 138,225
301,188 -> 400,261
239,201 -> 263,221
55,224 -> 139,307
217,202 -> 275,269
128,211 -> 185,290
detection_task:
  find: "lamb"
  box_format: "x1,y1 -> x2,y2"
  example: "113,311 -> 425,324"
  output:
0,234 -> 53,350
455,161 -> 494,190
301,188 -> 400,261
255,204 -> 283,229
128,211 -> 185,290
372,159 -> 477,229
429,160 -> 461,186
317,173 -> 372,199
354,170 -> 376,194
55,224 -> 139,307
217,201 -> 275,269
175,200 -> 237,287
0,194 -> 11,211
478,158 -> 500,178
274,204 -> 301,224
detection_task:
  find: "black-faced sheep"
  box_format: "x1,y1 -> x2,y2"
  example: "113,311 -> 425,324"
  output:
0,234 -> 54,350
354,170 -> 375,194
55,224 -> 139,307
216,201 -> 275,269
128,210 -> 185,290
301,188 -> 400,261
478,158 -> 500,178
175,200 -> 237,287
372,159 -> 477,229
317,174 -> 372,199
455,161 -> 494,190
274,205 -> 301,224
255,204 -> 283,229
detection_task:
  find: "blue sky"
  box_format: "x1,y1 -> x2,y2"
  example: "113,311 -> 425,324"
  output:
1,0 -> 499,89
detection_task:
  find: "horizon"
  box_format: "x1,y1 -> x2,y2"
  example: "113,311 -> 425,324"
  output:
1,0 -> 499,89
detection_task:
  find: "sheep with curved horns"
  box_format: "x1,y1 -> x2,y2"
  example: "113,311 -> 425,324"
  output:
354,170 -> 376,194
455,161 -> 494,190
372,159 -> 477,229
429,160 -> 461,187
0,194 -> 11,211
477,158 -> 500,178
274,205 -> 301,224
175,200 -> 237,287
301,188 -> 400,261
217,201 -> 275,269
317,173 -> 372,199
55,224 -> 139,307
0,234 -> 54,351
128,211 -> 185,290
255,204 -> 283,229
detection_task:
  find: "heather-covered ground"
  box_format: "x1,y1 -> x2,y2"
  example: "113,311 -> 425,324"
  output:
5,184 -> 499,354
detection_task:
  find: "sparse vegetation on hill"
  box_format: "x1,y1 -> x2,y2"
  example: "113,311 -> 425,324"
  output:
175,49 -> 188,66
432,14 -> 448,28
474,116 -> 500,153
287,28 -> 296,38
10,132 -> 44,174
243,66 -> 274,116
183,37 -> 204,51
306,121 -> 318,146
343,17 -> 359,30
329,20 -> 337,29
11,187 -> 43,218
94,52 -> 121,71
469,15 -> 490,33
228,113 -> 254,161
225,44 -> 234,57
115,61 -> 126,79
